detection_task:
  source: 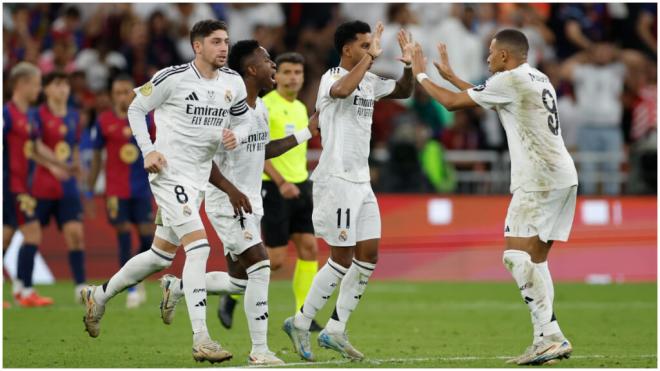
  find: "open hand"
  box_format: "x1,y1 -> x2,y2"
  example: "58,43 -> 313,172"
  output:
229,188 -> 252,218
411,43 -> 427,76
396,29 -> 414,66
433,43 -> 455,81
367,22 -> 385,59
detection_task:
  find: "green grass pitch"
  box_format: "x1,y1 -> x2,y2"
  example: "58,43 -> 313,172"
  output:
3,280 -> 656,368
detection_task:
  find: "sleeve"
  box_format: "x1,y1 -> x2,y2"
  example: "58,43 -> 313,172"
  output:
466,72 -> 516,110
127,67 -> 177,156
315,72 -> 337,111
91,120 -> 105,149
372,73 -> 397,100
3,106 -> 11,135
227,78 -> 251,143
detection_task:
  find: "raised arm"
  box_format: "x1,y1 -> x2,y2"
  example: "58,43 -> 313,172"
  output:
412,43 -> 478,111
384,29 -> 415,99
433,43 -> 474,91
331,22 -> 384,98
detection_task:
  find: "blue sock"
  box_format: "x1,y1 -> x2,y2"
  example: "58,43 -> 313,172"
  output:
17,244 -> 38,288
117,232 -> 132,267
138,234 -> 152,254
68,250 -> 86,285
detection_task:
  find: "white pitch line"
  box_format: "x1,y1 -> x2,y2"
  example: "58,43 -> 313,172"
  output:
242,354 -> 656,368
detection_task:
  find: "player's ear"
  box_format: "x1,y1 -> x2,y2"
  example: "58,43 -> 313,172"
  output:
247,65 -> 258,77
192,39 -> 202,55
342,44 -> 352,59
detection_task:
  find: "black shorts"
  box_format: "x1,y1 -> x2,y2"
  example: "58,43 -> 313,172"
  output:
261,180 -> 314,247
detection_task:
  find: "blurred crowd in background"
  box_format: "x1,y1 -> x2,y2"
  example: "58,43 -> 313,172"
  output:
3,3 -> 657,195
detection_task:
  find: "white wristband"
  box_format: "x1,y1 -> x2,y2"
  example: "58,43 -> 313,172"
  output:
416,73 -> 429,84
294,128 -> 312,144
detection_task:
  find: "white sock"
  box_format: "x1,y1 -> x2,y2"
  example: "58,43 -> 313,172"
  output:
502,250 -> 559,339
170,272 -> 246,299
294,258 -> 347,330
244,260 -> 271,354
326,259 -> 376,334
12,279 -> 23,296
182,240 -> 210,336
95,246 -> 174,305
535,260 -> 562,339
207,272 -> 247,295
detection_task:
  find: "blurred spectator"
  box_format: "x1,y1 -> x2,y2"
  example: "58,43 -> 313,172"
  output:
5,4 -> 41,68
430,5 -> 484,88
627,57 -> 657,194
561,43 -> 626,195
508,5 -> 556,68
120,21 -> 152,86
146,11 -> 183,69
49,5 -> 85,50
227,4 -> 285,42
38,30 -> 77,74
166,4 -> 218,61
550,4 -> 613,59
75,39 -> 126,92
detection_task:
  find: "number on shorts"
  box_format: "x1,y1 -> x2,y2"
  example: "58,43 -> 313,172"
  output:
542,89 -> 560,136
336,208 -> 350,229
174,185 -> 189,204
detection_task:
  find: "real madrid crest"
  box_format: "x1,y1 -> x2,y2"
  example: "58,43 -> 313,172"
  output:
224,89 -> 232,103
338,229 -> 348,242
243,230 -> 253,241
183,204 -> 192,217
139,82 -> 153,96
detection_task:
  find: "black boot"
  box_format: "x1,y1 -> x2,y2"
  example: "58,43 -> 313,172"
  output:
217,295 -> 237,329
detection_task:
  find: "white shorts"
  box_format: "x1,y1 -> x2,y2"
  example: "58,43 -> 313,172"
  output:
504,185 -> 577,243
208,212 -> 262,261
152,174 -> 204,229
312,177 -> 381,247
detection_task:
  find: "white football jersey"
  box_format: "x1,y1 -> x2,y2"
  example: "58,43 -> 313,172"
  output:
206,97 -> 270,215
311,67 -> 396,183
129,63 -> 250,190
467,63 -> 578,192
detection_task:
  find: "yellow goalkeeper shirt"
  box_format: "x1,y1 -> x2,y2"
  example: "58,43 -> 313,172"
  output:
262,90 -> 309,183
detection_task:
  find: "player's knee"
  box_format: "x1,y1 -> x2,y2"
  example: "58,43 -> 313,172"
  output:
246,259 -> 271,284
184,239 -> 210,262
20,222 -> 41,244
299,243 -> 318,261
331,254 -> 353,268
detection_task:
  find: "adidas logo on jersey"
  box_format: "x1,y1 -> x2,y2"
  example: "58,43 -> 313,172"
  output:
185,92 -> 200,101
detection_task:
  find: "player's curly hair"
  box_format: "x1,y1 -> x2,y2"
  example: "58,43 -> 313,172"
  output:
334,20 -> 371,54
227,40 -> 261,77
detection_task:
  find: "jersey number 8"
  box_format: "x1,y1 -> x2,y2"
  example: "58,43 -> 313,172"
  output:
174,185 -> 189,204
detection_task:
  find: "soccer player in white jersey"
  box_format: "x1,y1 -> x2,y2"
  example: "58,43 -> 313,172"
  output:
80,20 -> 253,364
157,40 -> 318,366
283,20 -> 414,361
410,29 -> 577,365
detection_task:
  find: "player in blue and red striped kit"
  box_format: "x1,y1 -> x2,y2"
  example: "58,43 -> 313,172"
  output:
31,71 -> 88,302
88,75 -> 155,308
3,63 -> 71,307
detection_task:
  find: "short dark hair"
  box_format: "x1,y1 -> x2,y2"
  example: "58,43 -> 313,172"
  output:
43,71 -> 69,87
111,73 -> 134,87
493,29 -> 529,58
334,20 -> 371,54
190,19 -> 228,48
227,40 -> 261,77
275,52 -> 305,70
